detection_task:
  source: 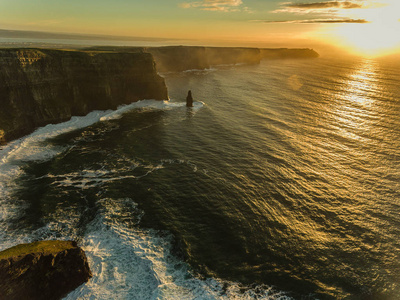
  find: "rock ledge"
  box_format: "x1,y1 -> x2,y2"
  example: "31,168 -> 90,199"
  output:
0,240 -> 92,300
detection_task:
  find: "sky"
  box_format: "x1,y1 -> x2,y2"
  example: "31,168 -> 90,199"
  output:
1,0 -> 399,56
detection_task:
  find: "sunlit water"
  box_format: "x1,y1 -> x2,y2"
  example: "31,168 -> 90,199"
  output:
0,57 -> 399,299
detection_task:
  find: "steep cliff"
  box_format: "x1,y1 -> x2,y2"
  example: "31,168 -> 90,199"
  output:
0,48 -> 168,143
84,46 -> 319,72
205,47 -> 261,66
261,48 -> 319,59
0,240 -> 92,300
147,46 -> 261,72
147,46 -> 209,72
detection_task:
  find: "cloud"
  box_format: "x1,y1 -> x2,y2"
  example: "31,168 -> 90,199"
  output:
273,1 -> 368,14
179,0 -> 243,12
262,18 -> 369,23
287,1 -> 364,9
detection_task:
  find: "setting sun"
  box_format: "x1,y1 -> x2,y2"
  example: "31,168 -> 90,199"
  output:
334,0 -> 400,56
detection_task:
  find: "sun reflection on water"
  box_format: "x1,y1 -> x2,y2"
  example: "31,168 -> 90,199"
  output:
332,58 -> 383,142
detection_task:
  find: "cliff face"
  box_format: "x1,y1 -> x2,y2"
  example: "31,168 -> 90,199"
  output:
147,46 -> 261,72
147,46 -> 209,72
0,240 -> 92,300
261,48 -> 319,59
205,47 -> 261,66
84,46 -> 319,72
0,49 -> 168,143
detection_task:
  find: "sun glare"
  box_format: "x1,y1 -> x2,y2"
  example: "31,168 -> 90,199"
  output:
332,0 -> 400,57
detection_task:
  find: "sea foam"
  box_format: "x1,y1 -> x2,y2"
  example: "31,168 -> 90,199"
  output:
0,99 -> 201,248
0,99 -> 289,300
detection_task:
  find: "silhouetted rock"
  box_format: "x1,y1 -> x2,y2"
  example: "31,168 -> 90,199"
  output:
186,90 -> 193,107
0,240 -> 92,300
0,48 -> 168,144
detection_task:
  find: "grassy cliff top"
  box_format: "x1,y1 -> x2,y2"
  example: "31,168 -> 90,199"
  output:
0,240 -> 78,259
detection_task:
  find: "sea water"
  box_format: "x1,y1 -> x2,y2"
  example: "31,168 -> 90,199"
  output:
0,56 -> 399,299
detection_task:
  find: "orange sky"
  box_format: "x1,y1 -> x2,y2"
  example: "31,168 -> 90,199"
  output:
0,0 -> 399,57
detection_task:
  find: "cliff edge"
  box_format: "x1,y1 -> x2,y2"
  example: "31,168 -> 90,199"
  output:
0,48 -> 168,144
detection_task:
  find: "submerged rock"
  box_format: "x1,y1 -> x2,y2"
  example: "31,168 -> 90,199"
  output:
0,240 -> 92,300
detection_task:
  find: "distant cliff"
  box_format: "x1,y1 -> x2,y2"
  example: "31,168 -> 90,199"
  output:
84,46 -> 319,72
261,48 -> 319,59
147,47 -> 318,72
0,49 -> 168,143
147,46 -> 261,72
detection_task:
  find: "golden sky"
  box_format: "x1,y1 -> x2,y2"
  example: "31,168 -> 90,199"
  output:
0,0 -> 399,56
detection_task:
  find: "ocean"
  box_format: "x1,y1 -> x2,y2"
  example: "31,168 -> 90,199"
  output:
0,56 -> 399,299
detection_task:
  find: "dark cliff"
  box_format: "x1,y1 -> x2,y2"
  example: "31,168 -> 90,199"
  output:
0,240 -> 92,300
0,48 -> 168,144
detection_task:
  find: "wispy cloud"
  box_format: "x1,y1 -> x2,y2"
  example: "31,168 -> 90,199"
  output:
273,0 -> 368,14
179,0 -> 243,12
287,1 -> 364,9
262,18 -> 369,23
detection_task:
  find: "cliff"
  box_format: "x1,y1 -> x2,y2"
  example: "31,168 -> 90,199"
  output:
146,46 -> 261,72
261,48 -> 319,59
84,46 -> 319,72
0,48 -> 168,144
0,240 -> 92,300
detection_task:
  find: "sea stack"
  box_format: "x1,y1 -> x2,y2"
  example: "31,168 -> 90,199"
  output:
186,90 -> 194,107
0,240 -> 92,300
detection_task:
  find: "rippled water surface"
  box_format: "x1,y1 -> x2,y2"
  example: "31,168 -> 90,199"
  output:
1,56 -> 399,299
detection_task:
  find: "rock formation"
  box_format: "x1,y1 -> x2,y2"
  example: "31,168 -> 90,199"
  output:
186,90 -> 193,107
0,48 -> 168,144
0,240 -> 92,300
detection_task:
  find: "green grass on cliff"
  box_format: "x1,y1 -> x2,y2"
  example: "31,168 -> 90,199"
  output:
0,240 -> 77,259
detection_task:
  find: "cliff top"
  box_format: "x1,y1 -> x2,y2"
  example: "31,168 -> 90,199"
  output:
0,240 -> 78,259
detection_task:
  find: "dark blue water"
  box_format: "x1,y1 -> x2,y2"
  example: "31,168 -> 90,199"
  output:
1,57 -> 400,299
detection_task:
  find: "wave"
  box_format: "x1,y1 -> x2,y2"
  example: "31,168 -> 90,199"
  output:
0,99 -> 202,248
64,198 -> 291,300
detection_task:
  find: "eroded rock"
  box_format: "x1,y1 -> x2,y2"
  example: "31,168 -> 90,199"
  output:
0,240 -> 92,300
